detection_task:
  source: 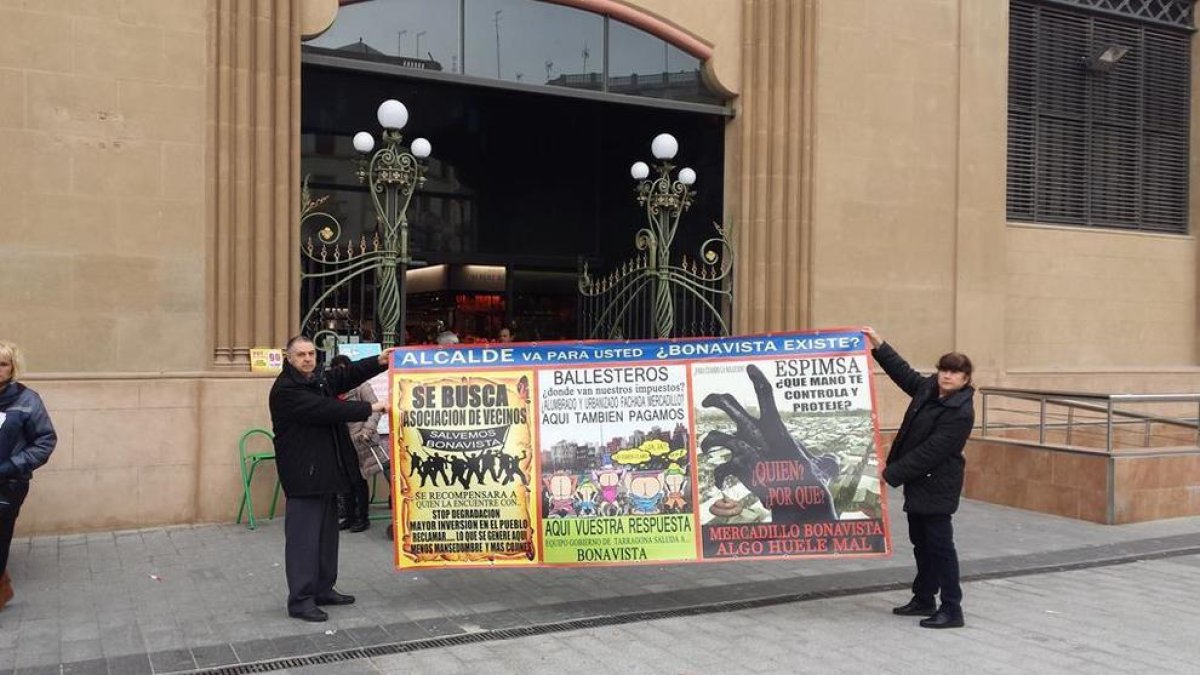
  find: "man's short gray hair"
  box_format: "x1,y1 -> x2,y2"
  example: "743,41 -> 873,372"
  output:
286,335 -> 315,352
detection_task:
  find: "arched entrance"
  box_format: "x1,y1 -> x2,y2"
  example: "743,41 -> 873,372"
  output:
300,0 -> 731,344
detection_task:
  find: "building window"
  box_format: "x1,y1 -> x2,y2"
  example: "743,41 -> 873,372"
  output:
1007,0 -> 1192,233
304,0 -> 725,105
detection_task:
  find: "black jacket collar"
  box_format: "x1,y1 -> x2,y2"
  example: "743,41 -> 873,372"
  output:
916,378 -> 974,409
281,360 -> 323,388
937,383 -> 974,408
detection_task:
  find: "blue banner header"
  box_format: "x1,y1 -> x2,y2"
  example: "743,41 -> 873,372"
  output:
390,330 -> 867,370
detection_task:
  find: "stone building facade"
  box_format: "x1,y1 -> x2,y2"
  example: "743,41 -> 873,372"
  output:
1,0 -> 1197,533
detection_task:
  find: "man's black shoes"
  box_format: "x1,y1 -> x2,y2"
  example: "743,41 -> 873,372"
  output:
288,607 -> 328,622
348,519 -> 370,533
315,590 -> 356,606
892,598 -> 937,617
290,591 -> 353,621
919,606 -> 965,629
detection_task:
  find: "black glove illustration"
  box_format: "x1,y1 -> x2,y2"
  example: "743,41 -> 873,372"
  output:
701,364 -> 838,523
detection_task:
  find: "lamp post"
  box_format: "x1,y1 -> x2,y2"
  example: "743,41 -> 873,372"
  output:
300,98 -> 431,350
579,133 -> 733,339
353,99 -> 431,347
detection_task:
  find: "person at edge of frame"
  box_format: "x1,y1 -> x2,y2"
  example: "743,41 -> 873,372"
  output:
0,341 -> 57,611
864,326 -> 974,630
328,354 -> 383,534
269,336 -> 390,623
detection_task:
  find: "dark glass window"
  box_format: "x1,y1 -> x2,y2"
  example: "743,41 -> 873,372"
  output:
304,0 -> 727,106
306,0 -> 459,72
1007,0 -> 1192,232
463,0 -> 604,90
607,19 -> 719,104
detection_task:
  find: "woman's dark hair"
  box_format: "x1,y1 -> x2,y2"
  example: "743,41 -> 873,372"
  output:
329,354 -> 352,369
936,352 -> 973,378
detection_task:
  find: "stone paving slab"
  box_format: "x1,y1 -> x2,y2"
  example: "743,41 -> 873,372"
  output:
2,489 -> 1199,674
337,554 -> 1200,675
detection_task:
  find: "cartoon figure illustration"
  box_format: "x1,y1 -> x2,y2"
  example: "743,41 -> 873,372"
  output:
624,470 -> 666,515
593,464 -> 626,517
662,463 -> 689,513
574,479 -> 599,517
543,470 -> 578,517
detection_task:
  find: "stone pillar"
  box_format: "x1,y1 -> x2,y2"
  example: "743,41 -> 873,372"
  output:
954,0 -> 1008,375
732,0 -> 815,333
207,0 -> 301,368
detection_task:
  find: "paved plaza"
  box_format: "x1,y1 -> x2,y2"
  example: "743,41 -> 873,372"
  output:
353,553 -> 1200,675
2,488 -> 1199,675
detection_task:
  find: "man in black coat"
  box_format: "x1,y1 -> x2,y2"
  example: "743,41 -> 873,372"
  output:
270,336 -> 389,622
865,327 -> 974,629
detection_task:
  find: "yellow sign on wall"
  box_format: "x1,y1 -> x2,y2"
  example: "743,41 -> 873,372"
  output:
250,348 -> 283,374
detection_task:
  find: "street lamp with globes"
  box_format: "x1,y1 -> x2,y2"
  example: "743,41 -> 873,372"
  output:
580,132 -> 733,339
353,99 -> 432,347
299,98 -> 432,351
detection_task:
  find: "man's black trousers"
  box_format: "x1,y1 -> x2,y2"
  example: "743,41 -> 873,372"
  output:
285,494 -> 340,613
906,512 -> 962,607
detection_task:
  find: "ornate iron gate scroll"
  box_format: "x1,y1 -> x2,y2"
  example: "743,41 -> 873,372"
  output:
577,221 -> 733,340
578,134 -> 733,340
299,177 -> 385,357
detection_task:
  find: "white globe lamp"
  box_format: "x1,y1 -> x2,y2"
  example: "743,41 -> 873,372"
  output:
410,137 -> 432,158
377,99 -> 409,130
651,133 -> 678,160
678,167 -> 696,186
630,161 -> 650,180
352,131 -> 375,154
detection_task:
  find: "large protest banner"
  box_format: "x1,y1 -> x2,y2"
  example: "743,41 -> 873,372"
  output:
389,329 -> 891,569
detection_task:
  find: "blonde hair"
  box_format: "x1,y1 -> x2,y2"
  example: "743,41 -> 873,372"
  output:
0,341 -> 23,382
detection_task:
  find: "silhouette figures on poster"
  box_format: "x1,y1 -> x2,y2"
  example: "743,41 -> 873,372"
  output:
407,448 -> 527,489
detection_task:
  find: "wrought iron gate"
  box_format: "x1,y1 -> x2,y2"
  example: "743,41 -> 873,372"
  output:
299,180 -> 388,356
577,220 -> 733,340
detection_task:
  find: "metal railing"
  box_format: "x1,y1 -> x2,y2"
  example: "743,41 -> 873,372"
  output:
978,387 -> 1200,455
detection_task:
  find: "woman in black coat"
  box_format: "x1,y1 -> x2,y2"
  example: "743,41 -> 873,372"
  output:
865,327 -> 973,629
